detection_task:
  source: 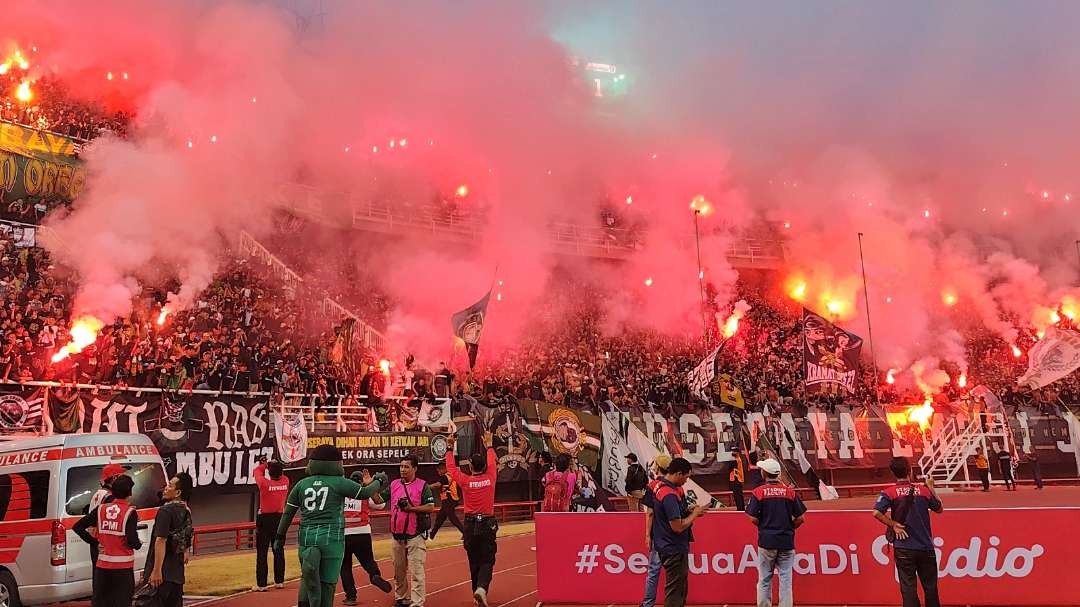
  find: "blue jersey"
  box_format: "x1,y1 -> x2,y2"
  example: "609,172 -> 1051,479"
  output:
746,480 -> 806,550
874,481 -> 942,552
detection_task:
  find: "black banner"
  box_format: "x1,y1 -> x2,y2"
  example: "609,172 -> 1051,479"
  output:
66,389 -> 274,488
802,308 -> 863,395
304,432 -> 446,467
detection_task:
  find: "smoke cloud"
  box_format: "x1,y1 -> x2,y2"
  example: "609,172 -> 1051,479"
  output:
8,0 -> 1080,389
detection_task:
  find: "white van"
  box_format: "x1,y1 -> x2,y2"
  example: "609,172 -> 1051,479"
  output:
0,433 -> 167,607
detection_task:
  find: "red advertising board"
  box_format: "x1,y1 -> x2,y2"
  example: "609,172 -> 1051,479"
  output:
535,509 -> 1080,605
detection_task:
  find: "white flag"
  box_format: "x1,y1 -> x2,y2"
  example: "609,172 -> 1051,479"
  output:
272,412 -> 308,463
600,411 -> 721,509
687,341 -> 725,400
418,399 -> 452,428
1017,327 -> 1080,389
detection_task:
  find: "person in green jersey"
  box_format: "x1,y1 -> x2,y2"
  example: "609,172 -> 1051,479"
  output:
275,444 -> 386,607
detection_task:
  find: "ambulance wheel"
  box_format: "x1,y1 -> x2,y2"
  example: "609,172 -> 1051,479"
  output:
0,571 -> 20,607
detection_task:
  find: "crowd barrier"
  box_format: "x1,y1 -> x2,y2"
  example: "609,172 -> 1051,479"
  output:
191,500 -> 541,555
534,509 -> 1080,606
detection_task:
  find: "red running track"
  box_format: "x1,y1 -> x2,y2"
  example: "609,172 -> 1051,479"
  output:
198,532 -> 539,607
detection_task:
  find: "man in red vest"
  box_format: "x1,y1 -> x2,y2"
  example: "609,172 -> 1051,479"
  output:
252,457 -> 290,592
74,475 -> 142,607
445,431 -> 497,607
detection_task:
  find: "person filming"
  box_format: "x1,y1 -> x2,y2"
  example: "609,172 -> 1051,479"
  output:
445,431 -> 498,606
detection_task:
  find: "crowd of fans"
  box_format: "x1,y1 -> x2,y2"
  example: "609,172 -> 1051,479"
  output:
0,226 -> 1076,428
1,73 -> 132,140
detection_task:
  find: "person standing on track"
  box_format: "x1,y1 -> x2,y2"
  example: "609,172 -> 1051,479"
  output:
340,469 -> 393,606
252,456 -> 290,592
873,456 -> 944,607
639,454 -> 671,607
996,449 -> 1016,491
275,445 -> 386,607
372,454 -> 436,607
74,474 -> 141,607
746,458 -> 806,607
445,431 -> 498,607
651,457 -> 706,607
144,473 -> 196,607
973,447 -> 990,491
428,461 -> 465,540
729,448 -> 746,511
624,453 -> 648,512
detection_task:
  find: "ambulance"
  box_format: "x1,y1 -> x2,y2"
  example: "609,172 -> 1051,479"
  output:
0,433 -> 167,607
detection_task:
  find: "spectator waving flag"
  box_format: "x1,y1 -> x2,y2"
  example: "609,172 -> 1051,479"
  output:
452,289 -> 493,369
687,340 -> 726,400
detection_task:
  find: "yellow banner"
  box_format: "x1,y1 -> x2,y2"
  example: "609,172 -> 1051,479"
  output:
0,121 -> 79,162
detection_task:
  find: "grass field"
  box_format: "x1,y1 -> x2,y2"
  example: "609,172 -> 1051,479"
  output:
184,522 -> 535,596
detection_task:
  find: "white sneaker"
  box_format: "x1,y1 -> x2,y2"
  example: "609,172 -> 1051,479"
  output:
473,587 -> 489,607
529,546 -> 536,551
251,586 -> 268,592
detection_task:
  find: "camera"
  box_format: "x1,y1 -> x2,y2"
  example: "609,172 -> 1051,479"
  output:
396,497 -> 412,511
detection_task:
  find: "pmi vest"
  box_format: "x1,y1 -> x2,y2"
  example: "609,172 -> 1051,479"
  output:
96,499 -> 136,570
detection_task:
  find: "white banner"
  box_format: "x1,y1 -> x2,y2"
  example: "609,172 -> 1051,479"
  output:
1018,327 -> 1080,389
687,342 -> 724,400
601,411 -> 720,509
272,412 -> 308,463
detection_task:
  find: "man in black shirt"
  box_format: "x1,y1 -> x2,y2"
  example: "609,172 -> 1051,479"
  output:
144,473 -> 194,607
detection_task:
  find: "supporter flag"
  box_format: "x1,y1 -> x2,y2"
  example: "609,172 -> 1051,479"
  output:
600,411 -> 720,509
1018,327 -> 1080,389
418,398 -> 452,429
687,340 -> 725,400
0,387 -> 45,432
272,412 -> 308,463
802,308 -> 863,395
451,289 -> 492,369
46,386 -> 82,434
717,374 -> 745,409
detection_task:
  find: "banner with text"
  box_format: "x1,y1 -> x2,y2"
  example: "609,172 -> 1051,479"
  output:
304,432 -> 445,467
536,510 -> 1080,605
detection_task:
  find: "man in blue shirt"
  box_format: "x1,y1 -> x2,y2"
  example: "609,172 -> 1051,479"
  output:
746,458 -> 806,607
650,457 -> 706,607
873,456 -> 944,607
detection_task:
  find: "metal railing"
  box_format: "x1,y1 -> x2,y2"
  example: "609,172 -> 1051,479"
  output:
277,183 -> 787,265
919,412 -> 1008,485
238,230 -> 386,350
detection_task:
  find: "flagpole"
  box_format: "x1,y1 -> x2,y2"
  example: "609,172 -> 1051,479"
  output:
693,209 -> 709,354
857,233 -> 880,402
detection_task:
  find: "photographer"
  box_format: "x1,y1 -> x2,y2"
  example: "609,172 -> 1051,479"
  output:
373,455 -> 436,607
445,431 -> 498,607
252,456 -> 290,592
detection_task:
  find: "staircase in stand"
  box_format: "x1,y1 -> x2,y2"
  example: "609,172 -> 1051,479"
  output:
918,412 -> 1009,485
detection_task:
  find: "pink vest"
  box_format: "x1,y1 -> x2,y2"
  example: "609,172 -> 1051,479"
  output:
389,478 -> 426,536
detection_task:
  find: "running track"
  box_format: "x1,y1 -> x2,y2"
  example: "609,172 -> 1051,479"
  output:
198,532 -> 539,607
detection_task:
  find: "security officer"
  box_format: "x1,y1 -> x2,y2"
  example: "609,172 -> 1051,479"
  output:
445,431 -> 497,607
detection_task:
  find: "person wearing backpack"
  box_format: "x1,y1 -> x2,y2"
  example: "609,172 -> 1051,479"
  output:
541,454 -> 576,512
873,456 -> 944,607
625,453 -> 648,512
144,472 -> 195,607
